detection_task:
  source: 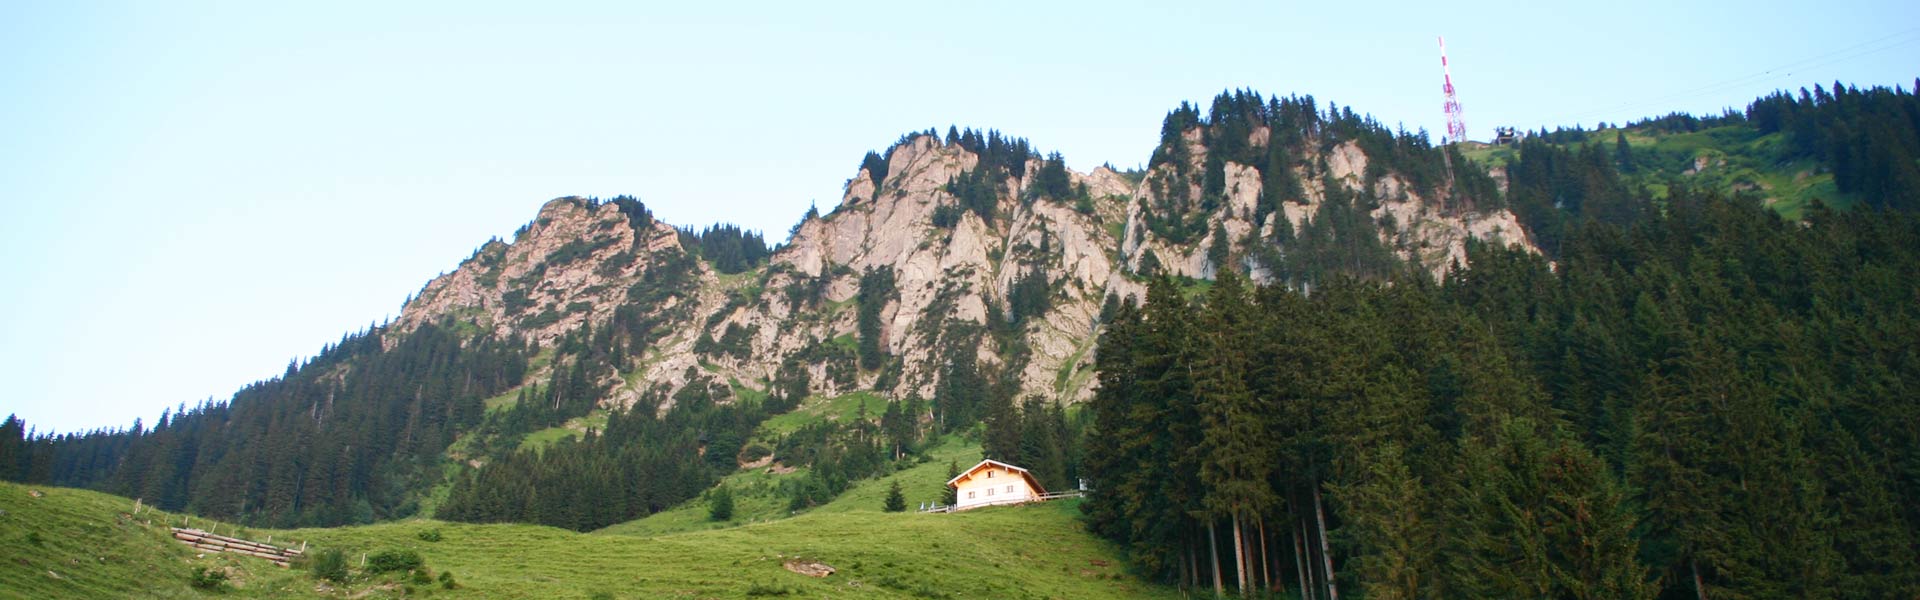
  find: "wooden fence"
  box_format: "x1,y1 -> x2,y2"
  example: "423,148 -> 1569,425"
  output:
918,490 -> 1085,513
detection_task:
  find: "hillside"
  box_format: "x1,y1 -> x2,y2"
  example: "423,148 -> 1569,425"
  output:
0,475 -> 1172,599
8,88 -> 1554,532
4,81 -> 1917,598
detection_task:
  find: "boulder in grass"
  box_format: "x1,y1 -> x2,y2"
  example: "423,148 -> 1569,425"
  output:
782,559 -> 834,578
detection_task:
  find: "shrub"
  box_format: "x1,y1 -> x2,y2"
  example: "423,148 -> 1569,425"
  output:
738,442 -> 772,463
708,486 -> 734,521
416,528 -> 442,542
410,568 -> 433,585
439,570 -> 458,589
745,580 -> 794,596
366,549 -> 424,574
189,566 -> 228,590
311,548 -> 350,583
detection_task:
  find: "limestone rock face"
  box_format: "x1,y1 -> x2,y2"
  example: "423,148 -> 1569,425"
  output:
397,197 -> 681,349
1126,134 -> 1538,284
391,124 -> 1540,414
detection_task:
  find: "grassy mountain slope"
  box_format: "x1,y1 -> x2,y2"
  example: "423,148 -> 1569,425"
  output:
596,434 -> 982,537
2,473 -> 1166,599
1462,122 -> 1852,219
0,483 -> 304,598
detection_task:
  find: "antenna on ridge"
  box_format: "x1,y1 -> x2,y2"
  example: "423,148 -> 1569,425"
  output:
1439,36 -> 1467,208
1439,36 -> 1467,145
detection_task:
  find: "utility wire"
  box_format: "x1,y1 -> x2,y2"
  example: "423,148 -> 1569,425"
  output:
1537,28 -> 1920,127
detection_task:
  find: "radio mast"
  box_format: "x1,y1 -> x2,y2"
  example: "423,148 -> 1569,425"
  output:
1439,36 -> 1467,206
1440,36 -> 1467,144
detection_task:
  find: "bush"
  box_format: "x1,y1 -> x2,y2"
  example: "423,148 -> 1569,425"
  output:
416,528 -> 442,542
311,548 -> 350,583
708,486 -> 734,522
366,549 -> 424,574
189,566 -> 229,590
745,580 -> 794,596
738,442 -> 772,463
410,568 -> 433,585
439,570 -> 458,589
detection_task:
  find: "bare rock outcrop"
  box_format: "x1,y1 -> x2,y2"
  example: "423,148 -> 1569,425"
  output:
388,121 -> 1540,416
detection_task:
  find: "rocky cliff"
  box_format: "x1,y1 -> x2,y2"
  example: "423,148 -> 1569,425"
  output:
395,99 -> 1540,413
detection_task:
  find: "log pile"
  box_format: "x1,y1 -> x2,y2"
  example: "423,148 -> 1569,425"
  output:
170,527 -> 303,567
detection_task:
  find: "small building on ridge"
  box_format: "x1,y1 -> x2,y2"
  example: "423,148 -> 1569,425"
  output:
946,459 -> 1048,511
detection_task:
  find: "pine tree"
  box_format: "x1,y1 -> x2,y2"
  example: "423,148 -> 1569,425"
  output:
1194,270 -> 1272,595
942,460 -> 959,506
884,480 -> 907,512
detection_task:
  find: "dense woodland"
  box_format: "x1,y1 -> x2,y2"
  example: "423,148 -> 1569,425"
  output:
0,323 -> 529,526
1083,82 -> 1920,599
1,82 -> 1916,595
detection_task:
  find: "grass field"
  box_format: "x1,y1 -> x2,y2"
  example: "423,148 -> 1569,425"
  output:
1454,126 -> 1856,220
0,474 -> 1171,599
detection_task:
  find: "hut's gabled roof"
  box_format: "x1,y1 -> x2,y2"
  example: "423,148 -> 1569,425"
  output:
945,459 -> 1048,495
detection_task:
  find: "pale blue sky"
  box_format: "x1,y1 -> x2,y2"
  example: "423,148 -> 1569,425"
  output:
2,1 -> 1915,433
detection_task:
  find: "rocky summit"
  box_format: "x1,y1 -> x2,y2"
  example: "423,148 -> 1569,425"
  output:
395,105 -> 1538,413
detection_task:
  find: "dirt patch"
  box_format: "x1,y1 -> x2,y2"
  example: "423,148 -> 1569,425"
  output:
783,559 -> 835,578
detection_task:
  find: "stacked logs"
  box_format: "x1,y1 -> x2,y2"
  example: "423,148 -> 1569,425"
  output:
169,527 -> 303,567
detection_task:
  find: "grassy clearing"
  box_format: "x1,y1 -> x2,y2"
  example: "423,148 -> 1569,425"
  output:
812,437 -> 982,514
1053,335 -> 1097,397
1177,276 -> 1213,300
516,411 -> 609,453
412,461 -> 465,518
711,267 -> 762,291
526,347 -> 556,374
597,435 -> 980,537
729,377 -> 769,405
3,478 -> 1172,599
592,463 -> 810,537
1457,125 -> 1857,221
480,387 -> 521,413
755,391 -> 887,438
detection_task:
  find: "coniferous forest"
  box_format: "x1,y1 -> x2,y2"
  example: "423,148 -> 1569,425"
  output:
1082,83 -> 1920,598
0,81 -> 1916,597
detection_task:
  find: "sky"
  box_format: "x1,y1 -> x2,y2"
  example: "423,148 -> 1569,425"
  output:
1,1 -> 1915,434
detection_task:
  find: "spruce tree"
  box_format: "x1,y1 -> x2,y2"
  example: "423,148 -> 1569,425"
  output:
884,480 -> 907,512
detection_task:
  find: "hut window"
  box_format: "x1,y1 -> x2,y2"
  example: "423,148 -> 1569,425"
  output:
1006,485 -> 1014,493
967,491 -> 975,499
987,488 -> 995,496
987,471 -> 995,478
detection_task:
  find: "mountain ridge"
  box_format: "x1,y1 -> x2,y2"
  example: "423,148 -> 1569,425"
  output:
391,100 -> 1541,412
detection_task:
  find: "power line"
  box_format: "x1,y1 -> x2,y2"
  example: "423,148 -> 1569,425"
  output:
1537,28 -> 1920,127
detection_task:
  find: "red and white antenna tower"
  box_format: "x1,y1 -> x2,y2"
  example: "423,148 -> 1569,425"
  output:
1439,36 -> 1467,144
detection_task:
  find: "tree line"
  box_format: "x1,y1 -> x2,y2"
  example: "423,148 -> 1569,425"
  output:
1083,182 -> 1920,598
1,323 -> 528,527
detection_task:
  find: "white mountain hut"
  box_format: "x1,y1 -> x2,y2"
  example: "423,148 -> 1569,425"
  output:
944,459 -> 1049,511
